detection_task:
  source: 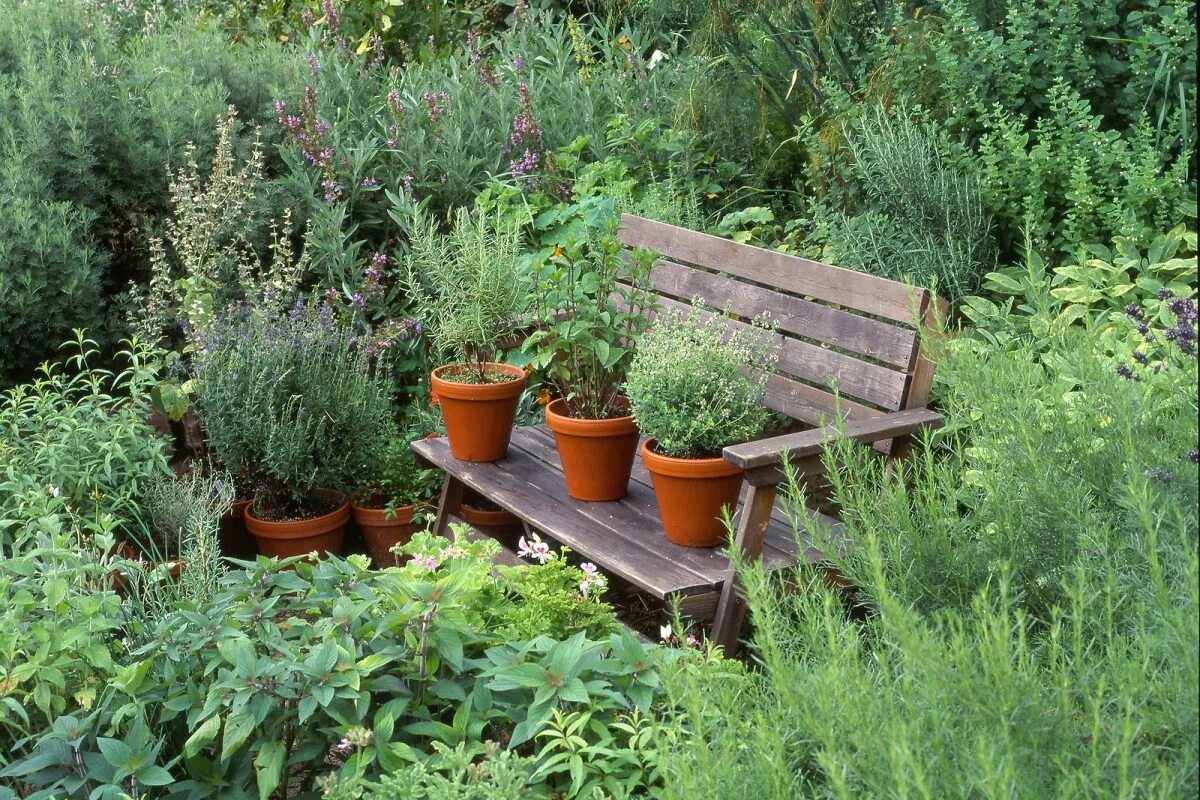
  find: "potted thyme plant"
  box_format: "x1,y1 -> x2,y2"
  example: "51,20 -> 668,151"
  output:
190,298 -> 392,558
523,199 -> 658,500
401,206 -> 530,462
624,301 -> 776,547
352,429 -> 442,568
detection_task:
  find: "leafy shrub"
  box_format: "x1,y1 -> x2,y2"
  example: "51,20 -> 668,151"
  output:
356,434 -> 442,513
399,206 -> 529,379
7,531 -> 662,798
190,298 -> 393,514
819,104 -> 996,304
625,302 -> 775,458
523,197 -> 658,419
0,334 -> 171,542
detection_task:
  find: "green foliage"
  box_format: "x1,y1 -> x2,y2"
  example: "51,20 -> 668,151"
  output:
523,197 -> 658,419
190,299 -> 393,512
400,205 -> 529,379
324,742 -> 536,800
625,301 -> 775,458
494,556 -> 618,641
0,0 -> 306,383
6,533 -> 664,798
654,288 -> 1198,797
820,104 -> 995,303
357,434 -> 443,512
0,333 -> 172,543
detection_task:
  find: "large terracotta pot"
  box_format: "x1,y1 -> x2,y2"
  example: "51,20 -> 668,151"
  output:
351,501 -> 424,568
460,503 -> 523,550
219,499 -> 257,559
640,439 -> 744,548
545,398 -> 639,501
245,491 -> 349,558
431,363 -> 526,462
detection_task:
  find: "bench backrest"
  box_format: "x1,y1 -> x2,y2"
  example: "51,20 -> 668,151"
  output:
616,214 -> 945,429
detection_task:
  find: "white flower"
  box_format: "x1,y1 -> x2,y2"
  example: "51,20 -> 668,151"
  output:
46,484 -> 60,498
659,624 -> 672,642
517,532 -> 553,564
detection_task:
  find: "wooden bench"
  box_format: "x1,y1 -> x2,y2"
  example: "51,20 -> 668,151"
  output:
413,214 -> 946,653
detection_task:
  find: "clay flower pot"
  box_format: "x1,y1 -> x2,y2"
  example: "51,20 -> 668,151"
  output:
219,499 -> 257,559
460,502 -> 523,550
351,500 -> 426,568
431,362 -> 527,462
545,398 -> 639,501
640,438 -> 744,548
245,491 -> 350,559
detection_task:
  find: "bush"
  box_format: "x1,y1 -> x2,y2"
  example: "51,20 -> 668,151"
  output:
625,302 -> 775,458
190,298 -> 393,513
0,334 -> 172,543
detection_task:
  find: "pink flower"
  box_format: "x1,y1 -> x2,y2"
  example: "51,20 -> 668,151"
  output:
517,532 -> 553,564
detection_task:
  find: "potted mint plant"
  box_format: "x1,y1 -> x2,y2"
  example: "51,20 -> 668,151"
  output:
401,206 -> 530,462
624,302 -> 776,547
523,199 -> 658,501
352,429 -> 442,568
191,298 -> 393,558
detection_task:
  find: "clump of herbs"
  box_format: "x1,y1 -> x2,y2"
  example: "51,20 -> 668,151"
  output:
523,197 -> 658,420
400,205 -> 529,384
190,297 -> 393,518
625,301 -> 776,458
355,434 -> 442,517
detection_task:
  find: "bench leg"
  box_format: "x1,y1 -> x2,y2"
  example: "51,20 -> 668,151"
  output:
433,474 -> 465,536
711,482 -> 778,655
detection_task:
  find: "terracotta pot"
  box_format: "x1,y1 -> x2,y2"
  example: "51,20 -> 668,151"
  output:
545,398 -> 639,501
431,363 -> 526,462
460,503 -> 523,550
351,501 -> 424,568
245,491 -> 349,558
640,438 -> 744,548
109,542 -> 184,596
219,499 -> 257,559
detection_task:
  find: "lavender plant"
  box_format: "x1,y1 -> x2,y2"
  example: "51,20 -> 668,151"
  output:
190,298 -> 393,517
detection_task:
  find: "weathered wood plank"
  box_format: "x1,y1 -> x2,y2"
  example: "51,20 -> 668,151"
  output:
641,293 -> 909,411
619,214 -> 926,323
639,258 -> 918,368
723,408 -> 944,471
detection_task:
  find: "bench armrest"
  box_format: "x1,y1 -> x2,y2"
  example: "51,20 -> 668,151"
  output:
722,408 -> 943,472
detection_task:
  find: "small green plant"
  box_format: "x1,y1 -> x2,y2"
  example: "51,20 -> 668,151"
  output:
356,434 -> 442,516
523,197 -> 658,419
400,205 -> 529,383
190,298 -> 393,516
625,302 -> 775,458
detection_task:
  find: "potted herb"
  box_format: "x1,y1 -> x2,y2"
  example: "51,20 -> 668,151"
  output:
401,206 -> 530,462
624,302 -> 776,547
352,434 -> 442,568
190,298 -> 393,558
524,199 -> 657,500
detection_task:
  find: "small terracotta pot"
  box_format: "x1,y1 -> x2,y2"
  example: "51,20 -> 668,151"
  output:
109,542 -> 184,596
460,503 -> 523,550
641,438 -> 744,548
351,501 -> 424,568
219,499 -> 257,559
545,398 -> 639,501
431,363 -> 526,462
245,491 -> 349,558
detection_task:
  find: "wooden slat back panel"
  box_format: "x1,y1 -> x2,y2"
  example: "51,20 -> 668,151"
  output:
619,214 -> 929,324
644,294 -> 909,411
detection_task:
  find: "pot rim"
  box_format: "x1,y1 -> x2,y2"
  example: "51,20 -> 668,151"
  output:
460,503 -> 521,524
246,491 -> 350,537
640,438 -> 743,479
350,501 -> 424,525
545,397 -> 638,437
431,362 -> 527,400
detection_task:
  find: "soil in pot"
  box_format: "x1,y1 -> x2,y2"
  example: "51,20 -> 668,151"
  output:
351,499 -> 427,568
431,362 -> 526,462
640,438 -> 744,548
545,397 -> 639,502
245,490 -> 350,558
